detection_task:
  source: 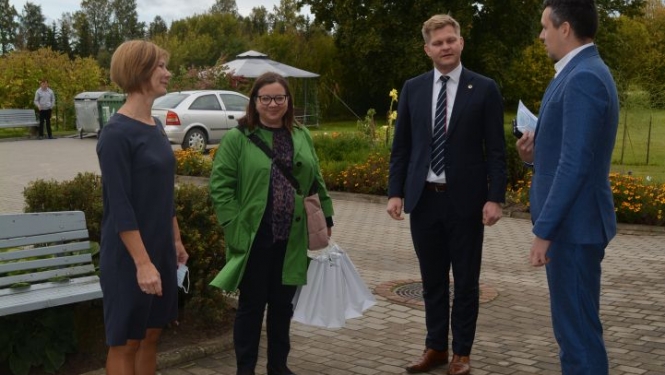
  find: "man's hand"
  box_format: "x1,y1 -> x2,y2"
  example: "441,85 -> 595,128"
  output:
482,201 -> 502,226
386,197 -> 404,220
530,236 -> 551,267
516,131 -> 535,163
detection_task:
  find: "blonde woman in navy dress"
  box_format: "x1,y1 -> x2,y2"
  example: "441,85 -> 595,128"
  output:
96,40 -> 189,375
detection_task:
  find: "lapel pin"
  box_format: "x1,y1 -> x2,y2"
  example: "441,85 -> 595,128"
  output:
468,84 -> 473,89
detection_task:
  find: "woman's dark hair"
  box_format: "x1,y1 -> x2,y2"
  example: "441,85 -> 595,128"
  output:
238,72 -> 295,132
543,0 -> 598,40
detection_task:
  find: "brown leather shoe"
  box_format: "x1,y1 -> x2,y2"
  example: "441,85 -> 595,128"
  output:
405,348 -> 448,373
447,354 -> 471,375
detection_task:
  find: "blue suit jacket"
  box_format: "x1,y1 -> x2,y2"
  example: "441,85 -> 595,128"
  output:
388,68 -> 506,216
531,45 -> 619,244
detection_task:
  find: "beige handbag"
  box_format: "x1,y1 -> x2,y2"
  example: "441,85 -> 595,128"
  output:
304,193 -> 329,250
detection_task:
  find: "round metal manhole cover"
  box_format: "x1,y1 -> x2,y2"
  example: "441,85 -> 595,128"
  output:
393,282 -> 429,300
374,279 -> 498,309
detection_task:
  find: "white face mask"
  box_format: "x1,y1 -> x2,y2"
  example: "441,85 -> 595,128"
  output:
177,264 -> 190,294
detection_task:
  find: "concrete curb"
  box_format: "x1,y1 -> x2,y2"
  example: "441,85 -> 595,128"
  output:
79,333 -> 234,375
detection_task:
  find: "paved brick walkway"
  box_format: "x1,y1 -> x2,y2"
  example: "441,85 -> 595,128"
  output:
1,137 -> 664,375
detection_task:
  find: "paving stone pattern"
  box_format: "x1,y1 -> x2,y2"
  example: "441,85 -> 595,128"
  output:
1,137 -> 664,375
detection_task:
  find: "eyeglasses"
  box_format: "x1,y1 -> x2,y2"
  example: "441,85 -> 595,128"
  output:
256,95 -> 288,105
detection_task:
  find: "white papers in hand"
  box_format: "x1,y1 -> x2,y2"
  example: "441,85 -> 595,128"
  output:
517,100 -> 538,133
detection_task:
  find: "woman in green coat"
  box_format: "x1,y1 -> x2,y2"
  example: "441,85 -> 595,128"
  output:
209,72 -> 334,375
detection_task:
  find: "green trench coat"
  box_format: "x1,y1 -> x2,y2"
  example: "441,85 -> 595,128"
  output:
208,125 -> 334,292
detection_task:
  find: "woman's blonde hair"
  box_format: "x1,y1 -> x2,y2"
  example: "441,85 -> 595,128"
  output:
110,40 -> 169,93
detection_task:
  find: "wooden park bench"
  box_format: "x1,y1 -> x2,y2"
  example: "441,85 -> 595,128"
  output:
0,109 -> 39,130
0,211 -> 102,317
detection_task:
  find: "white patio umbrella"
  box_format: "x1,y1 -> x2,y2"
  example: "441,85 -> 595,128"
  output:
222,50 -> 319,78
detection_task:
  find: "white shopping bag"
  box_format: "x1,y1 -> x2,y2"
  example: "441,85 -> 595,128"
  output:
292,242 -> 376,328
292,248 -> 346,328
338,245 -> 376,318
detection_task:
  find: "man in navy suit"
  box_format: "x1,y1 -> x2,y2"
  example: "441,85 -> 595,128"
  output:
387,14 -> 506,375
517,1 -> 619,374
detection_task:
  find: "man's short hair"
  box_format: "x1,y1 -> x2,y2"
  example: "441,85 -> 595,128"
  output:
110,40 -> 169,93
543,0 -> 598,40
421,14 -> 461,43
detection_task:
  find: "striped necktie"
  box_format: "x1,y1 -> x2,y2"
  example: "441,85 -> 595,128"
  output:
431,75 -> 449,175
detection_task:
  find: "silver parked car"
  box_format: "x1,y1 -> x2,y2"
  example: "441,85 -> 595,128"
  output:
151,90 -> 249,151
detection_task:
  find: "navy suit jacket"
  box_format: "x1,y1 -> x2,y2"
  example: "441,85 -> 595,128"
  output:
388,68 -> 506,217
531,45 -> 619,244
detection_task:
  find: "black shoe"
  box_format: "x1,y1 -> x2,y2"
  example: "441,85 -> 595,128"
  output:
48,136 -> 54,139
267,366 -> 296,375
236,370 -> 255,375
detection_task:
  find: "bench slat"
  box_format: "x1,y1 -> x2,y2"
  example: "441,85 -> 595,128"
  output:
0,276 -> 102,316
0,109 -> 39,128
0,230 -> 89,249
0,263 -> 96,287
0,253 -> 94,276
0,211 -> 88,240
0,242 -> 91,262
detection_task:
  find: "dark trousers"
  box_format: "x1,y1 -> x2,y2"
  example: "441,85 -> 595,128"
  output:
409,189 -> 484,356
38,109 -> 52,138
234,218 -> 297,374
546,241 -> 608,375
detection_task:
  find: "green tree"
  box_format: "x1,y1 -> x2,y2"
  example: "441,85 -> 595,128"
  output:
210,0 -> 238,16
167,13 -> 247,69
148,16 -> 168,39
639,0 -> 665,107
72,11 -> 94,57
502,38 -> 553,112
0,0 -> 18,54
464,0 -> 543,105
44,21 -> 58,50
242,6 -> 270,35
107,0 -> 144,50
81,0 -> 112,57
270,0 -> 308,34
57,15 -> 74,58
17,2 -> 47,51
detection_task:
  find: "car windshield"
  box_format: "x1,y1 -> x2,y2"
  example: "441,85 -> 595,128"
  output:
153,94 -> 189,109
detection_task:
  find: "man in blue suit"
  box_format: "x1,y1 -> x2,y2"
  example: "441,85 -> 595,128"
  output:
387,14 -> 506,375
517,1 -> 619,374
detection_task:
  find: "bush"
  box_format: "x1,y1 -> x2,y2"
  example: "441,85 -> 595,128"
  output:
0,307 -> 78,375
175,149 -> 213,177
312,131 -> 377,163
174,183 -> 230,326
611,173 -> 665,226
23,172 -> 103,242
510,172 -> 665,226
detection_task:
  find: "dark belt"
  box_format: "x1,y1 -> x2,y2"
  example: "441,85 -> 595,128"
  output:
425,182 -> 448,192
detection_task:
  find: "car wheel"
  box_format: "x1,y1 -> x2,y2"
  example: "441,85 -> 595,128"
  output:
182,128 -> 207,151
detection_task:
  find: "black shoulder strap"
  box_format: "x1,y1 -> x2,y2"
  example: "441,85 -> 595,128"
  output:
239,126 -> 301,192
